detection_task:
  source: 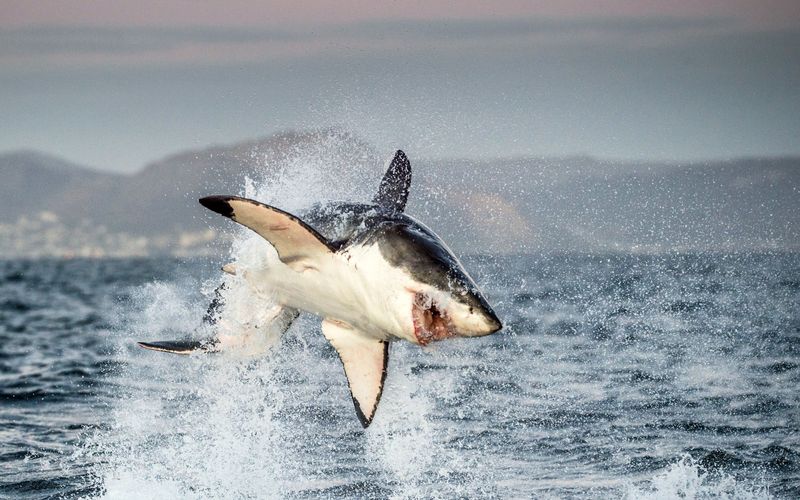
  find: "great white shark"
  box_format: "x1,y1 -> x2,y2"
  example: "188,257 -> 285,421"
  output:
139,151 -> 502,427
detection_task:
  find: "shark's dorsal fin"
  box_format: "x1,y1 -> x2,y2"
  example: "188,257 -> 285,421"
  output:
373,150 -> 411,212
200,196 -> 335,270
322,320 -> 389,428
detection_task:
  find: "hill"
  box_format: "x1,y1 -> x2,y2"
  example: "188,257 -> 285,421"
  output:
0,131 -> 797,257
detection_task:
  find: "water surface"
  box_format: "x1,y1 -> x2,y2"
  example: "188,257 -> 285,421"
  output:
0,253 -> 798,498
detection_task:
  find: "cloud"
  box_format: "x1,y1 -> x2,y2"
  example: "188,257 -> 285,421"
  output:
0,26 -> 294,57
0,16 -> 739,68
345,16 -> 732,39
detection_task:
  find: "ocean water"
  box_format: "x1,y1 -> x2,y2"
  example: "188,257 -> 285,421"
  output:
1,252 -> 798,499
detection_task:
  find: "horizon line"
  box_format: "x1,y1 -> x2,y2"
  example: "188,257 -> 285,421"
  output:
2,129 -> 800,175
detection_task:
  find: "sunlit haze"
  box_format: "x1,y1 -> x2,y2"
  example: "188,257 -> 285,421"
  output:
1,0 -> 799,172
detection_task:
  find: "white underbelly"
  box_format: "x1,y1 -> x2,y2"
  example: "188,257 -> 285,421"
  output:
253,243 -> 416,342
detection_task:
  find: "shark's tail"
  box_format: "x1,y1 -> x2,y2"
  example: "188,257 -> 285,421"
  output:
137,283 -> 225,355
137,339 -> 219,354
137,282 -> 298,356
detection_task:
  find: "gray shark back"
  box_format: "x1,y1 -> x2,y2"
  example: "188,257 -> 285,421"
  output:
302,201 -> 440,253
299,149 -> 412,247
300,202 -> 381,248
302,201 -> 494,316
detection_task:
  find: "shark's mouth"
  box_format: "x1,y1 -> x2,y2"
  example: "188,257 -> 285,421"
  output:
411,292 -> 457,346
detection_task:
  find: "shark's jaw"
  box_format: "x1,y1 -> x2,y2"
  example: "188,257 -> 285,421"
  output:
411,292 -> 457,346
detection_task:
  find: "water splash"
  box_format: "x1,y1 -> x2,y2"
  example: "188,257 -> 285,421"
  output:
365,352 -> 437,498
86,132 -> 390,498
68,135 -> 794,498
624,455 -> 771,500
209,130 -> 384,355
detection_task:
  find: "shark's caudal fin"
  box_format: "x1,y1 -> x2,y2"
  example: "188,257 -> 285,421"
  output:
139,282 -> 299,356
137,302 -> 300,356
373,150 -> 411,212
199,196 -> 336,270
322,320 -> 389,428
139,285 -> 224,355
137,339 -> 219,355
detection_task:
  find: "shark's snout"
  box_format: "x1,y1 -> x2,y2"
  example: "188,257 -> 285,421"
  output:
451,297 -> 502,337
476,305 -> 503,335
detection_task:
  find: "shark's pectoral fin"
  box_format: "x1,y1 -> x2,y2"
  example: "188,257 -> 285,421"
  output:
199,196 -> 335,271
322,320 -> 389,428
137,339 -> 219,355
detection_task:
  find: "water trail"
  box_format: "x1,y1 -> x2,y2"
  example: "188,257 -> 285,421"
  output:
87,132 -> 413,498
364,343 -> 497,499
365,348 -> 437,498
84,273 -> 292,498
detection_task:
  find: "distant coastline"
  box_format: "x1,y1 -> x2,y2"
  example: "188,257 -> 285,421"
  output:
1,130 -> 798,258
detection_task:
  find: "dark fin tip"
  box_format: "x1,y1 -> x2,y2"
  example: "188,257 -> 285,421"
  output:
352,397 -> 372,428
199,196 -> 234,217
353,341 -> 389,429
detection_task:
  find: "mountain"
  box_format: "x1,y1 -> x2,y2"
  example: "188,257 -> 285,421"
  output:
0,131 -> 798,257
417,156 -> 800,253
0,150 -> 123,225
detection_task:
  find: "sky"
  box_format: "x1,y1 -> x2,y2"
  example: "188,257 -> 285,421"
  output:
1,1 -> 799,173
